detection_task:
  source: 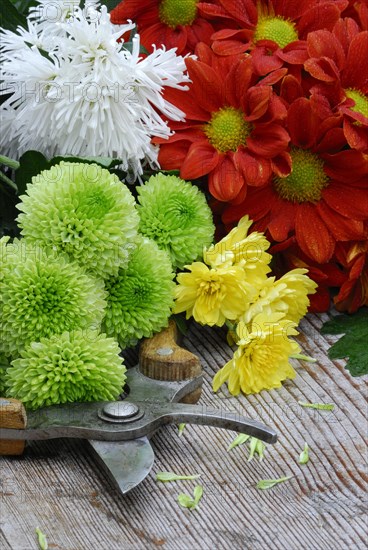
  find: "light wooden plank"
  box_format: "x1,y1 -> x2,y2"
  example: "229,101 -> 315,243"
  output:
0,313 -> 367,549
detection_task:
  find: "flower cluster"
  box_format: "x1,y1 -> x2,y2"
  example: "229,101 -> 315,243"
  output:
0,3 -> 189,175
111,0 -> 368,312
0,160 -> 213,404
174,216 -> 317,394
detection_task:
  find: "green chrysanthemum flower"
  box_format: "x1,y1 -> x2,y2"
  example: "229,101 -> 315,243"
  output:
137,173 -> 215,269
0,241 -> 106,356
17,162 -> 139,278
6,331 -> 126,410
103,237 -> 175,348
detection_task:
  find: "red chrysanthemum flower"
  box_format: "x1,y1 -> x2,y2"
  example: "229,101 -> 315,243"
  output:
304,22 -> 368,152
202,0 -> 348,75
223,97 -> 368,264
155,47 -> 290,202
334,240 -> 368,312
110,0 -> 226,55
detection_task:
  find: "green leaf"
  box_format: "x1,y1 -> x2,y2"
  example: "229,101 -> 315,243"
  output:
290,353 -> 316,363
172,313 -> 188,336
0,0 -> 27,32
178,423 -> 186,437
102,0 -> 122,10
248,437 -> 265,462
156,471 -> 201,482
177,493 -> 195,509
256,476 -> 293,491
15,151 -> 49,195
321,309 -> 368,377
193,485 -> 203,505
299,443 -> 309,465
9,0 -> 37,15
177,485 -> 203,510
35,528 -> 48,550
298,401 -> 335,411
227,433 -> 250,451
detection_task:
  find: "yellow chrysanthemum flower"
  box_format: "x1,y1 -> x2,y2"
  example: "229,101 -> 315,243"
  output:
203,215 -> 272,286
174,262 -> 255,326
241,268 -> 317,325
213,313 -> 300,395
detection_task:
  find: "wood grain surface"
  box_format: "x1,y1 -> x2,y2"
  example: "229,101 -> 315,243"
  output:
1,313 -> 367,550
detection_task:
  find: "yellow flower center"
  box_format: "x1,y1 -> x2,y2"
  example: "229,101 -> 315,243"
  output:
345,88 -> 368,119
205,107 -> 251,153
159,0 -> 198,28
254,16 -> 298,48
274,148 -> 330,203
198,276 -> 221,298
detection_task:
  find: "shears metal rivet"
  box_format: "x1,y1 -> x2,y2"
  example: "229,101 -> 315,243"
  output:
103,402 -> 140,419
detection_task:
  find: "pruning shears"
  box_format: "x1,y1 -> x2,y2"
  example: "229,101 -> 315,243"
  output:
0,322 -> 277,495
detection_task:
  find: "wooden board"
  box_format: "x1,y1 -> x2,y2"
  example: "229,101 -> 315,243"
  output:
1,312 -> 367,549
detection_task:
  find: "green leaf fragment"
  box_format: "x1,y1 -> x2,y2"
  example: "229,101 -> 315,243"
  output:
35,528 -> 48,550
299,443 -> 309,465
291,353 -> 316,363
321,309 -> 368,377
156,471 -> 201,482
227,433 -> 250,451
256,476 -> 293,490
298,401 -> 335,411
248,437 -> 265,462
177,485 -> 203,510
193,485 -> 203,505
178,423 -> 186,437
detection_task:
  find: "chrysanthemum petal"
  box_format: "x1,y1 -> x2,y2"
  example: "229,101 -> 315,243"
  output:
295,204 -> 335,263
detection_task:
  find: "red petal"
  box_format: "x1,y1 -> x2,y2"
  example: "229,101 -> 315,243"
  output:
180,141 -> 220,179
306,30 -> 345,70
158,142 -> 189,170
277,41 -> 309,64
223,186 -> 275,224
344,32 -> 368,92
304,57 -> 340,82
208,156 -> 245,201
235,150 -> 272,185
247,124 -> 290,158
287,98 -> 320,148
316,127 -> 347,153
271,151 -> 292,177
140,23 -> 187,54
163,87 -> 209,122
267,201 -> 296,241
242,86 -> 271,120
298,4 -> 342,38
212,39 -> 250,56
295,204 -> 335,263
185,58 -> 223,113
323,150 -> 368,182
251,46 -> 283,75
218,0 -> 257,26
343,119 -> 368,152
322,183 -> 368,220
316,201 -> 365,240
280,75 -> 304,104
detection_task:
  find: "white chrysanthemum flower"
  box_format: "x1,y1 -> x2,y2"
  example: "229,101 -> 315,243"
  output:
28,0 -> 101,33
0,5 -> 189,175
